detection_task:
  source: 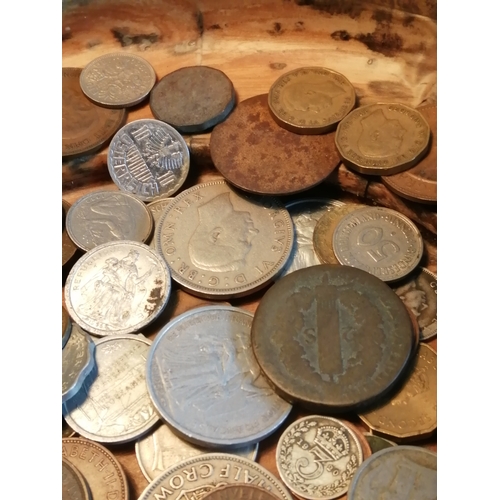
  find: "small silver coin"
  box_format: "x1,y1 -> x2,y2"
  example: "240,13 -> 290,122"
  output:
108,119 -> 190,202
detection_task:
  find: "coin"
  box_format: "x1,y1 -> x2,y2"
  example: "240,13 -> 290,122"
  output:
62,438 -> 129,500
276,415 -> 363,500
107,119 -> 190,202
347,446 -> 436,499
137,453 -> 293,500
268,67 -> 356,134
147,198 -> 173,250
62,306 -> 71,348
135,423 -> 259,482
150,66 -> 236,133
332,206 -> 424,282
155,180 -> 293,299
381,104 -> 437,204
66,191 -> 154,251
362,434 -> 396,454
80,53 -> 156,107
210,94 -> 341,195
64,240 -> 171,336
146,306 -> 292,448
204,484 -> 282,500
62,457 -> 92,500
359,343 -> 437,442
335,103 -> 431,175
64,334 -> 160,444
251,265 -> 414,412
62,68 -> 126,157
63,200 -> 78,266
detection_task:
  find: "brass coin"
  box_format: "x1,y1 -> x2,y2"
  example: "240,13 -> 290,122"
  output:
63,200 -> 78,266
251,265 -> 414,412
150,66 -> 236,133
62,457 -> 91,500
62,68 -> 126,157
210,94 -> 341,195
268,66 -> 356,134
363,433 -> 397,454
381,104 -> 437,204
204,485 -> 281,500
335,103 -> 430,175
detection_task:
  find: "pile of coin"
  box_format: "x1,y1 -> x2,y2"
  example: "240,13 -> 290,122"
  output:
62,51 -> 437,500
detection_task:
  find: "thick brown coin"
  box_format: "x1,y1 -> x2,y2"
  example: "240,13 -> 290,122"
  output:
63,200 -> 78,266
62,68 -> 126,157
150,66 -> 236,133
62,438 -> 129,500
268,66 -> 356,134
335,103 -> 430,175
210,94 -> 341,195
204,484 -> 282,500
62,457 -> 91,500
251,265 -> 414,412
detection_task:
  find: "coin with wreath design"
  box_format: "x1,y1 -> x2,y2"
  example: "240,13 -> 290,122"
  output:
276,415 -> 363,500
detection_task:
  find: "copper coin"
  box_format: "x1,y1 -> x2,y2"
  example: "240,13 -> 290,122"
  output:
251,265 -> 414,412
210,94 -> 341,195
62,68 -> 126,157
381,104 -> 437,204
150,66 -> 236,133
204,484 -> 282,500
63,200 -> 78,266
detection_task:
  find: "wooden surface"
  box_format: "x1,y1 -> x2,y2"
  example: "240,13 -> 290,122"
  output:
62,1 -> 437,498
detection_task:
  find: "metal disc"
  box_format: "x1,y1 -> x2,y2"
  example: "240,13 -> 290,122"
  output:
62,457 -> 92,500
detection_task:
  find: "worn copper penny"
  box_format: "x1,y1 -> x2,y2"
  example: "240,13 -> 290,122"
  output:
381,104 -> 437,204
63,200 -> 79,266
150,66 -> 236,133
204,484 -> 282,500
251,265 -> 414,412
62,68 -> 126,157
210,94 -> 341,195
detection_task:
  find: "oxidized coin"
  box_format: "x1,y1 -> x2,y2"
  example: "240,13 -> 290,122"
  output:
80,53 -> 156,107
62,67 -> 126,157
150,66 -> 236,133
135,423 -> 258,482
156,180 -> 293,299
62,306 -> 71,348
210,94 -> 341,195
268,67 -> 356,134
335,103 -> 430,175
277,415 -> 363,500
108,119 -> 190,202
62,457 -> 91,500
251,265 -> 414,412
62,438 -> 129,500
147,197 -> 173,250
66,190 -> 153,251
63,200 -> 78,266
64,240 -> 171,336
393,267 -> 437,340
137,453 -> 293,500
347,446 -> 437,500
147,306 -> 292,448
64,334 -> 159,444
381,104 -> 437,204
359,343 -> 437,442
204,484 -> 282,500
332,206 -> 424,282
363,434 -> 396,454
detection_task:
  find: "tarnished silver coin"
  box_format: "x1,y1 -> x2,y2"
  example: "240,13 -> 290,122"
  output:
137,453 -> 294,500
80,52 -> 156,107
135,423 -> 259,482
332,206 -> 423,282
276,415 -> 363,500
146,305 -> 292,448
66,190 -> 153,252
347,446 -> 437,499
62,323 -> 96,403
64,334 -> 159,444
62,457 -> 91,500
147,198 -> 174,250
156,180 -> 293,299
64,240 -> 171,336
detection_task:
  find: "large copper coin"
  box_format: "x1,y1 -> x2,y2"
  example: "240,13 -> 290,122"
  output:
251,265 -> 414,412
210,94 -> 341,195
63,199 -> 78,266
204,484 -> 281,500
62,68 -> 126,157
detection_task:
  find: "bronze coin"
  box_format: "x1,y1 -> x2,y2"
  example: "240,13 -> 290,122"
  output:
381,104 -> 437,204
150,66 -> 236,133
203,484 -> 281,500
62,200 -> 78,266
251,264 -> 414,412
210,94 -> 341,195
62,68 -> 126,157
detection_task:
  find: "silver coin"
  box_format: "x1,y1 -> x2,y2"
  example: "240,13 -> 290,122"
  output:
137,453 -> 294,500
147,198 -> 174,250
64,334 -> 159,444
66,190 -> 153,252
62,323 -> 96,403
135,423 -> 259,482
62,457 -> 92,500
146,305 -> 292,448
65,240 -> 172,336
108,119 -> 190,202
347,446 -> 437,499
